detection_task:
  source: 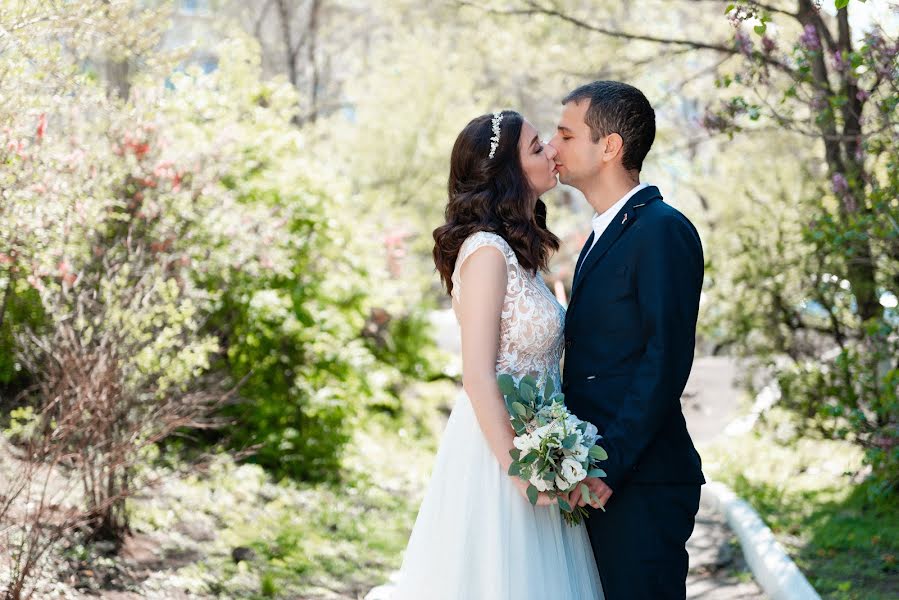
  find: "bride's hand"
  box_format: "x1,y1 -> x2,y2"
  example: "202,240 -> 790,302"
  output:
512,477 -> 556,507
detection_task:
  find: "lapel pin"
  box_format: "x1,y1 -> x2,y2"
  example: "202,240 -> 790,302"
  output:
621,212 -> 629,225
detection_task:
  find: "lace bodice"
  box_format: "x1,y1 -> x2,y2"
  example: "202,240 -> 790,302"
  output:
451,231 -> 566,387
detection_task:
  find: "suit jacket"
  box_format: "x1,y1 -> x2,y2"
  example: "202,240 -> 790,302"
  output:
562,185 -> 705,489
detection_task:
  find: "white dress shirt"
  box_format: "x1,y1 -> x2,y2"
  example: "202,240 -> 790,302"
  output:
587,183 -> 648,252
577,183 -> 649,277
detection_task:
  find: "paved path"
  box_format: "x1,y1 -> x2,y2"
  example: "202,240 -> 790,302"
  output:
370,313 -> 767,599
681,357 -> 767,599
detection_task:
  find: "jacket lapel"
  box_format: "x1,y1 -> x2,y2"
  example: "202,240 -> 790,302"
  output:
571,231 -> 595,290
568,186 -> 662,303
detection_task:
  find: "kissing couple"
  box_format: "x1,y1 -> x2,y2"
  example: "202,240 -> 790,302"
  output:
388,80 -> 706,600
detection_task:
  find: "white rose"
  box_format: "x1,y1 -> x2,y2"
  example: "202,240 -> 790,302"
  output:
529,475 -> 550,492
513,434 -> 535,452
561,458 -> 587,486
555,475 -> 570,491
572,443 -> 589,462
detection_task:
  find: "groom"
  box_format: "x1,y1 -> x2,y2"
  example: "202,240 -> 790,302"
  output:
549,81 -> 705,599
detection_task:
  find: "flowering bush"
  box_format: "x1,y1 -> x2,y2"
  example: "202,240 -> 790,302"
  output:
703,1 -> 899,494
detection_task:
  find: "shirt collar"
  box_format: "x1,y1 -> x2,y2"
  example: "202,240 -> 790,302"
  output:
591,182 -> 649,236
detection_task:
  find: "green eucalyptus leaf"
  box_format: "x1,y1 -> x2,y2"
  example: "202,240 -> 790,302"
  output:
589,446 -> 608,461
521,452 -> 538,465
526,484 -> 538,505
497,373 -> 516,396
520,384 -> 536,403
504,397 -> 517,416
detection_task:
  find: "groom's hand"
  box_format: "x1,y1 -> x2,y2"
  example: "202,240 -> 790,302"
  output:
570,477 -> 613,509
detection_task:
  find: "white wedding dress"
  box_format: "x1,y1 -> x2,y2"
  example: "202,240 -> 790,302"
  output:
388,232 -> 604,599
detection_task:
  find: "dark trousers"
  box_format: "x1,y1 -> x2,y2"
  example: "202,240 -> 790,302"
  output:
585,482 -> 701,600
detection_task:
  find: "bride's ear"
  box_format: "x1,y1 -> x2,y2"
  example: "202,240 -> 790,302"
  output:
601,133 -> 624,164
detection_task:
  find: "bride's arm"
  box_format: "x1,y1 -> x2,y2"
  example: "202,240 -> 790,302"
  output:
456,247 -> 554,506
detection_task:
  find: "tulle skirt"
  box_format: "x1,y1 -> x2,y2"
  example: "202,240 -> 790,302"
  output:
391,390 -> 604,600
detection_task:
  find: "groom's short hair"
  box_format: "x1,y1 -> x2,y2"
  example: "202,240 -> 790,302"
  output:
562,81 -> 655,172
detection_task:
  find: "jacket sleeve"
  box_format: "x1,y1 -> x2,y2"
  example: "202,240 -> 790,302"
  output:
599,213 -> 704,490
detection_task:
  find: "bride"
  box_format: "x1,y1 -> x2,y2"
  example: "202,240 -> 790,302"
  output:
387,110 -> 604,599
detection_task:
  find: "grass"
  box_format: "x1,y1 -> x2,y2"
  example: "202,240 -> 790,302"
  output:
124,379 -> 456,599
701,408 -> 898,600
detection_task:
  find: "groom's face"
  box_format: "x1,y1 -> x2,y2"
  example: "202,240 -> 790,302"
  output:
548,100 -> 605,189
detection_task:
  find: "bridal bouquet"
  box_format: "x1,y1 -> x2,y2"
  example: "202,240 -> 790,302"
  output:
498,373 -> 608,526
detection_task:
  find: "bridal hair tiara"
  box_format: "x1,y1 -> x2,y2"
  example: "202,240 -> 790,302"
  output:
488,111 -> 504,159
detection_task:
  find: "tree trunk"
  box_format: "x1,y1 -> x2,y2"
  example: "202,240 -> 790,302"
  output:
798,0 -> 880,322
307,0 -> 322,123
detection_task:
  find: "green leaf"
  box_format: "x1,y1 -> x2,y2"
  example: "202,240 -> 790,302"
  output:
520,452 -> 538,464
562,433 -> 579,449
543,471 -> 556,482
580,483 -> 590,501
504,397 -> 517,415
520,374 -> 537,389
497,373 -> 516,396
588,468 -> 607,478
511,402 -> 527,416
558,498 -> 572,513
543,378 -> 555,400
508,462 -> 521,477
589,446 -> 609,461
520,383 -> 536,403
526,484 -> 538,505
754,23 -> 767,36
835,0 -> 849,9
725,3 -> 735,13
509,448 -> 521,460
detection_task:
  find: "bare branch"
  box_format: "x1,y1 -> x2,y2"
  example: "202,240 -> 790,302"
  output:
253,0 -> 274,41
457,0 -> 795,74
274,0 -> 299,88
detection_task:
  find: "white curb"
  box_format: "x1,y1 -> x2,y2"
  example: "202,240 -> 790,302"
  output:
704,480 -> 820,600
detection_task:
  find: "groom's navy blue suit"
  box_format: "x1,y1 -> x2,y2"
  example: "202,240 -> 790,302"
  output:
562,185 -> 705,600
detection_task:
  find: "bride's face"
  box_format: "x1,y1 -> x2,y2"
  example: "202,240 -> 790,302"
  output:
518,120 -> 559,199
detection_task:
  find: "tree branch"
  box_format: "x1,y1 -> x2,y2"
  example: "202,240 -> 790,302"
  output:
274,0 -> 299,88
253,0 -> 274,42
458,0 -> 795,74
742,0 -> 798,19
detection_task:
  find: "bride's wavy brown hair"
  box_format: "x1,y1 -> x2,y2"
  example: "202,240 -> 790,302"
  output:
433,111 -> 560,295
